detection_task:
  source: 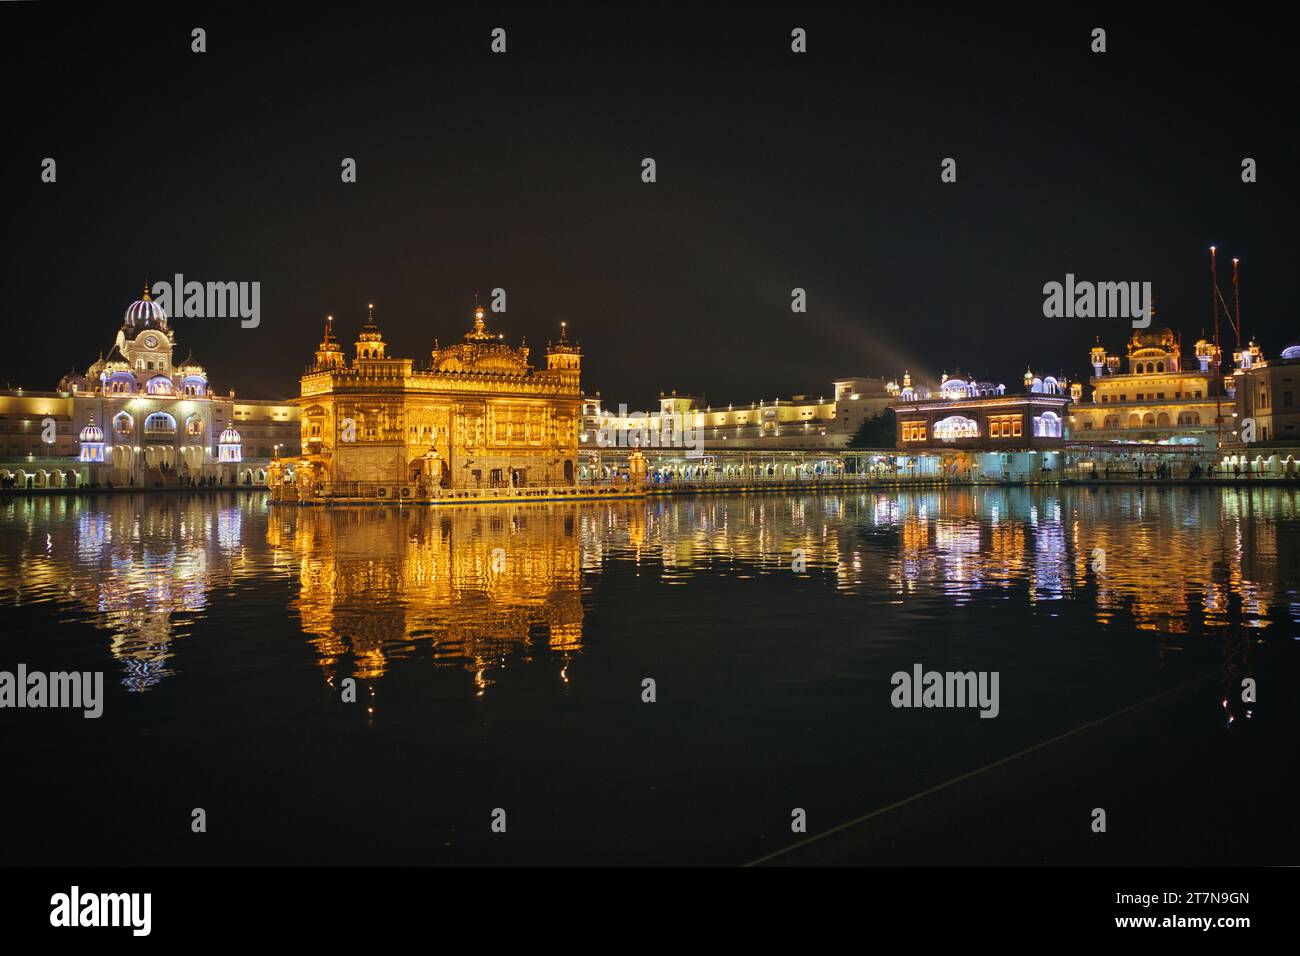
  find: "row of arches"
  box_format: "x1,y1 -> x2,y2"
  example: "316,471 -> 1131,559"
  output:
0,468 -> 83,489
1028,376 -> 1066,395
0,465 -> 270,489
580,459 -> 852,483
101,373 -> 208,396
106,445 -> 209,470
940,379 -> 1005,400
1220,454 -> 1298,477
1031,411 -> 1063,437
1101,411 -> 1202,429
933,415 -> 979,441
105,411 -> 208,438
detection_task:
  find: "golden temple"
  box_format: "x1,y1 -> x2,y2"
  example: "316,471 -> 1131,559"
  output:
274,302 -> 609,502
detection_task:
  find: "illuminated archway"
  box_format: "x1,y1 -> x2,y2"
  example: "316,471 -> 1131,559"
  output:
932,416 -> 979,441
143,412 -> 177,438
1032,411 -> 1061,438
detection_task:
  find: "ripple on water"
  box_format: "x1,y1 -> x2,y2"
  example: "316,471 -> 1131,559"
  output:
0,487 -> 1295,696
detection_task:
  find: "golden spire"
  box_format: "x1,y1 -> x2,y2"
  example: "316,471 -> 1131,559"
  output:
467,296 -> 491,339
359,303 -> 382,340
141,280 -> 151,301
321,314 -> 339,346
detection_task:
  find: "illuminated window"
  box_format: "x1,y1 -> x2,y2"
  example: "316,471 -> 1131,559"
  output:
932,416 -> 978,441
143,412 -> 177,437
1032,411 -> 1061,438
988,415 -> 1022,438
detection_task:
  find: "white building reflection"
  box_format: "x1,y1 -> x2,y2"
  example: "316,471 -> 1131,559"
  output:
1,494 -> 256,690
0,486 -> 1295,698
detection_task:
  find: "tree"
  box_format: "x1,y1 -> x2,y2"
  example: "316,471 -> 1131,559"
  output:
850,408 -> 896,449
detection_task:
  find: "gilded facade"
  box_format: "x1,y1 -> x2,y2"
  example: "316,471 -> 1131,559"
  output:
290,303 -> 582,495
1072,325 -> 1231,447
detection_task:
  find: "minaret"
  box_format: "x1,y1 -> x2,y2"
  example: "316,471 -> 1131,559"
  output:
314,314 -> 346,369
546,320 -> 581,372
1234,339 -> 1262,371
354,303 -> 386,360
1090,337 -> 1107,378
1194,333 -> 1216,373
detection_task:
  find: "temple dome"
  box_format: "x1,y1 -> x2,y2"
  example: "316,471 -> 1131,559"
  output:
219,426 -> 241,444
178,351 -> 206,375
79,418 -> 104,443
101,346 -> 131,373
1129,326 -> 1176,351
431,303 -> 530,375
59,369 -> 88,392
124,284 -> 168,329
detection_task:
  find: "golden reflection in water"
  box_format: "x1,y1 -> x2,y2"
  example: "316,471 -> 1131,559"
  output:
267,504 -> 643,695
638,487 -> 1295,637
0,493 -> 260,690
0,488 -> 1294,700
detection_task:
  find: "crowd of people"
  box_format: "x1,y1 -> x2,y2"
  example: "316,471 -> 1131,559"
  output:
1096,460 -> 1263,479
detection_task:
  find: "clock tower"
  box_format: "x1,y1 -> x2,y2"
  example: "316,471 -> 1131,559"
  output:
115,283 -> 176,376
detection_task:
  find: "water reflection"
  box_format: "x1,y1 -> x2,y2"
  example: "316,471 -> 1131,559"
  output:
266,505 -> 635,695
0,493 -> 258,690
638,487 -> 1295,634
0,487 -> 1295,696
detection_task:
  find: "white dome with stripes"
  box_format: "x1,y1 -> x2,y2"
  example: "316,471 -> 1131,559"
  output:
124,284 -> 168,328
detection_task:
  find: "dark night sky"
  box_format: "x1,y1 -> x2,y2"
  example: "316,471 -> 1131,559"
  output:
1,2 -> 1296,406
